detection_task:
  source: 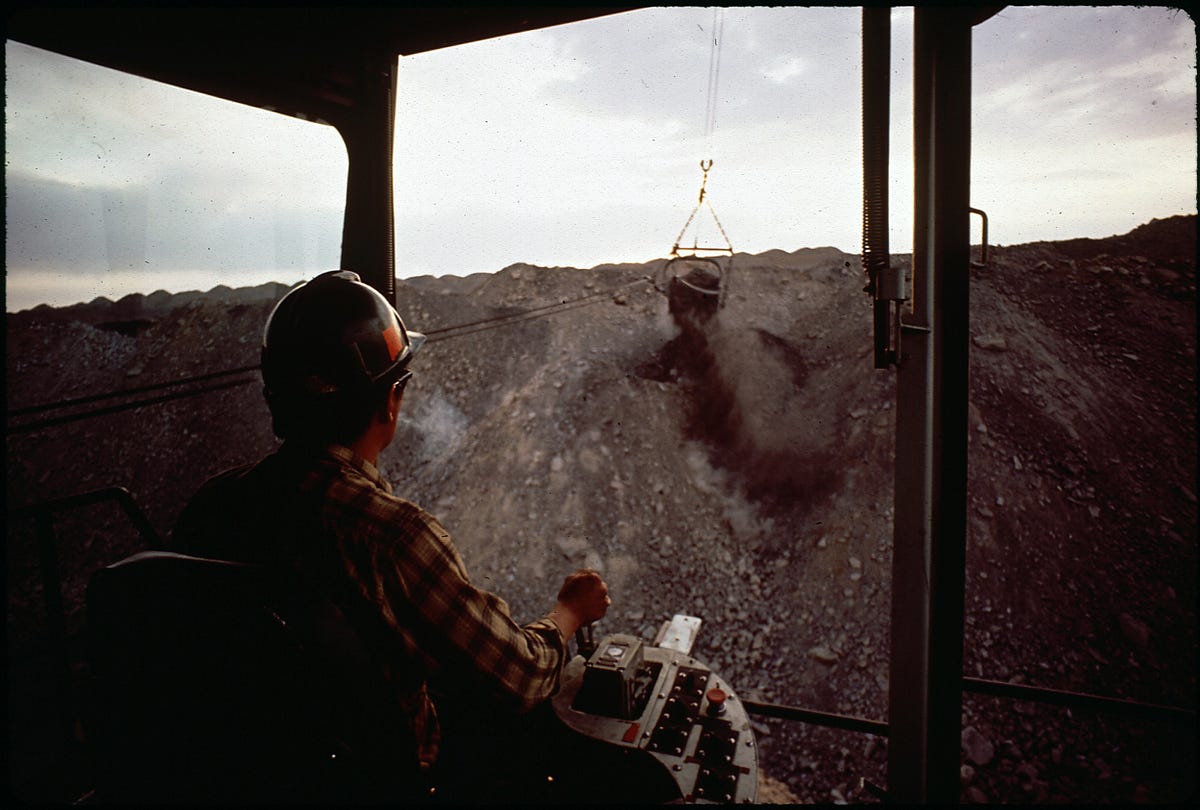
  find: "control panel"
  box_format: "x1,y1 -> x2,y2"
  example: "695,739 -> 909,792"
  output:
551,618 -> 758,803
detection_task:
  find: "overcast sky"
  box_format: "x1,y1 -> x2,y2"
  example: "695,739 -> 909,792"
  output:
5,6 -> 1196,311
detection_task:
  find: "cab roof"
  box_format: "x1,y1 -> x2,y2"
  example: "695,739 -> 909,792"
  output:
6,6 -> 637,124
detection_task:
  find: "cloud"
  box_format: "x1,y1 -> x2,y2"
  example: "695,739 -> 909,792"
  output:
5,172 -> 113,274
393,7 -> 867,270
762,56 -> 808,85
5,41 -> 350,207
530,8 -> 861,137
966,6 -> 1197,246
973,6 -> 1196,141
6,168 -> 342,271
5,7 -> 1196,311
5,41 -> 348,308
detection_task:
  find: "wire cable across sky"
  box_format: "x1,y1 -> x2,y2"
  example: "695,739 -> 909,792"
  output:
6,276 -> 656,433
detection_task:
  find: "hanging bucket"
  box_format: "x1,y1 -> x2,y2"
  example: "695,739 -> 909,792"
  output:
665,254 -> 727,324
657,159 -> 734,317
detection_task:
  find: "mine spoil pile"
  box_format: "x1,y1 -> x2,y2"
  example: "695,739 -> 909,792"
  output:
6,215 -> 1196,803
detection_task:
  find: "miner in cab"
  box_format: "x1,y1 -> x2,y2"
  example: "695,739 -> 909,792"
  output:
88,270 -> 611,803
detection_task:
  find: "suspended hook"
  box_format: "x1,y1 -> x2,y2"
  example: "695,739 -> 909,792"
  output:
697,159 -> 713,204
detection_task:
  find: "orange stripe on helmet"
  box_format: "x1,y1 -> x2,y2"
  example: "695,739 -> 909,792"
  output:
382,323 -> 405,361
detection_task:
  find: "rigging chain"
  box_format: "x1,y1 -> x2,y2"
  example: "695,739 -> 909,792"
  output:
671,159 -> 733,257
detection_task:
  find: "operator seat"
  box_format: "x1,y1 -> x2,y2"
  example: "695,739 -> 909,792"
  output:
84,550 -> 421,804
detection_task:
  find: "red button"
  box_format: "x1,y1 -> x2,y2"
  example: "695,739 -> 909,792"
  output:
706,688 -> 728,714
622,722 -> 640,743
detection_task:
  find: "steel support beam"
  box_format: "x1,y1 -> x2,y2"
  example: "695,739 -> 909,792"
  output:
887,7 -> 974,803
337,52 -> 398,303
863,7 -> 900,368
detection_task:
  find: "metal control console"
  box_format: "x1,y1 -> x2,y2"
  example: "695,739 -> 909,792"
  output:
552,619 -> 758,804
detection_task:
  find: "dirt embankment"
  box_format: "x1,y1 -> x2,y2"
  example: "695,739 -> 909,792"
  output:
5,215 -> 1196,803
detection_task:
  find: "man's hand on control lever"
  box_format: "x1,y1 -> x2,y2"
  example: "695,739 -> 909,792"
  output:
549,568 -> 610,639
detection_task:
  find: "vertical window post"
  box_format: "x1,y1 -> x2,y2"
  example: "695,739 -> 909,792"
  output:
338,50 -> 398,303
888,6 -> 974,803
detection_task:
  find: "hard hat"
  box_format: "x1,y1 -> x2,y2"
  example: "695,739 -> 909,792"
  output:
261,270 -> 425,400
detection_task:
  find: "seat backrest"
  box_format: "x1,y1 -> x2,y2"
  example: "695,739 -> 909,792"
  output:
85,550 -> 417,803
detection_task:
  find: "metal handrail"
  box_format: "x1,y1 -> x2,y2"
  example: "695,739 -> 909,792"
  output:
740,675 -> 1195,741
6,377 -> 260,435
11,486 -> 163,546
970,206 -> 989,267
7,364 -> 262,417
962,676 -> 1195,725
10,487 -> 161,755
12,489 -> 1195,785
11,487 -> 161,662
742,699 -> 889,737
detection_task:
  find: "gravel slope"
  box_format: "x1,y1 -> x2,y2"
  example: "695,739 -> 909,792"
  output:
6,215 -> 1195,802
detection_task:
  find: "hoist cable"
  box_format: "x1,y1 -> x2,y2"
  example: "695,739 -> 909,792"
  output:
7,377 -> 260,435
422,276 -> 648,341
7,364 -> 262,417
423,276 -> 652,344
703,8 -> 725,149
672,10 -> 731,260
6,276 -> 655,434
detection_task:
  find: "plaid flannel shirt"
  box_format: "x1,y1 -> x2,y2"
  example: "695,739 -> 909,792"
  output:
171,442 -> 567,770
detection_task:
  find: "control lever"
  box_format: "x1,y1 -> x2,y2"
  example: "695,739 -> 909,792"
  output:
575,623 -> 597,659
